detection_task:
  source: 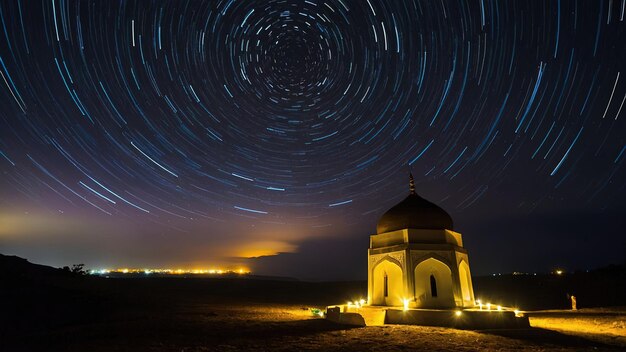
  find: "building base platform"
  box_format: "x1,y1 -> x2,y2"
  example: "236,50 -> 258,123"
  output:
326,305 -> 530,329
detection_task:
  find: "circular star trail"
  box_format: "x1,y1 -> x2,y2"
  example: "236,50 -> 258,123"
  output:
0,1 -> 624,275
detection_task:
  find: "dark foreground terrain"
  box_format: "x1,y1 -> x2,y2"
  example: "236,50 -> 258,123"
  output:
1,254 -> 625,351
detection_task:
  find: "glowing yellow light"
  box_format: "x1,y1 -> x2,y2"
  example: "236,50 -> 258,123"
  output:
514,309 -> 522,317
475,299 -> 483,310
486,303 -> 491,310
403,298 -> 410,311
555,270 -> 563,275
455,310 -> 462,317
359,299 -> 366,305
497,305 -> 502,311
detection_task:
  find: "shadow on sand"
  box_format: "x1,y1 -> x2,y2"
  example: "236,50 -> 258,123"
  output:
5,318 -> 359,351
225,318 -> 361,338
480,327 -> 613,349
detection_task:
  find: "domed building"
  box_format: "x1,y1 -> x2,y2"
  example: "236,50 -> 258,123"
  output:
368,175 -> 475,308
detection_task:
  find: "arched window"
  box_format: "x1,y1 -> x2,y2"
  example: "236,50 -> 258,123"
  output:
383,272 -> 389,297
430,274 -> 438,297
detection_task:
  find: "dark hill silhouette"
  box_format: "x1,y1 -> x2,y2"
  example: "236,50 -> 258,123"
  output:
0,254 -> 109,338
0,253 -> 72,279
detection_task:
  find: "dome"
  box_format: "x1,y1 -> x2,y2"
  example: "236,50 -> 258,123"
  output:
376,175 -> 453,234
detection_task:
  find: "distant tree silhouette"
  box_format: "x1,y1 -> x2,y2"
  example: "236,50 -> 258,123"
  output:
60,264 -> 87,275
71,264 -> 86,275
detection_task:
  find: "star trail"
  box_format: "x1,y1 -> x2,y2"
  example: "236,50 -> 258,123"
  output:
0,0 -> 624,279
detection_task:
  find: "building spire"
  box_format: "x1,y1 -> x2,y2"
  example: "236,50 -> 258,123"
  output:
409,172 -> 416,195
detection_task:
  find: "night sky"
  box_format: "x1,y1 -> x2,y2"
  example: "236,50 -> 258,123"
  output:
1,0 -> 625,280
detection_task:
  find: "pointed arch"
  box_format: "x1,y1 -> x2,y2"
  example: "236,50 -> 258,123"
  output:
372,258 -> 403,306
372,254 -> 402,271
414,257 -> 454,308
458,259 -> 474,306
412,252 -> 452,270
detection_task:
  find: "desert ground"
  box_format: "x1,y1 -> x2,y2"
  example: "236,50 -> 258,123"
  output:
10,304 -> 626,352
1,255 -> 625,351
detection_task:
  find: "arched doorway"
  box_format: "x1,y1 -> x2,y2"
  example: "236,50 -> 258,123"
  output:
372,259 -> 403,306
459,260 -> 474,306
414,257 -> 454,308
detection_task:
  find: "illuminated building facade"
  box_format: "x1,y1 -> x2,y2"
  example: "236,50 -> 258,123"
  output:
368,175 -> 475,308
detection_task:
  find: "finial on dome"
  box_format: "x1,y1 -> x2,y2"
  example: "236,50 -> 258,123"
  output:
409,173 -> 416,195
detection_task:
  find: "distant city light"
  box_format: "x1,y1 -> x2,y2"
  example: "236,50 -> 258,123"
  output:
89,267 -> 251,275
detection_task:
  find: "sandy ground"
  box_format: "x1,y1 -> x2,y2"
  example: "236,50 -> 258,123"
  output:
2,274 -> 625,351
528,308 -> 626,349
7,302 -> 625,351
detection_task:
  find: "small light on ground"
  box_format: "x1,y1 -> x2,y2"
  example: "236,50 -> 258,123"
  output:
455,310 -> 462,317
310,308 -> 324,317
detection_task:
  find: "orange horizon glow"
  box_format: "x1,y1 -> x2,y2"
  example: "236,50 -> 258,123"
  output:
234,240 -> 298,258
